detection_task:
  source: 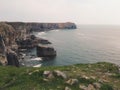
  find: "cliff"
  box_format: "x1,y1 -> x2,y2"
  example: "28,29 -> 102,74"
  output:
6,22 -> 77,32
0,22 -> 19,66
0,22 -> 16,46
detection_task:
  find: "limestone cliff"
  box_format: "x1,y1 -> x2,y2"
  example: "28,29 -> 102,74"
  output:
0,35 -> 7,65
0,22 -> 19,66
7,22 -> 77,32
0,22 -> 16,46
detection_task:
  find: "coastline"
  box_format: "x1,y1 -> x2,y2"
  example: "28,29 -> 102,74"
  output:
0,22 -> 77,67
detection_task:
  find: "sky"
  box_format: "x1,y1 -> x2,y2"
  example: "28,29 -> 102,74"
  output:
0,0 -> 120,25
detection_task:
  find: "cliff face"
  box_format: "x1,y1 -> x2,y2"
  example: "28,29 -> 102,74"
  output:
0,23 -> 19,66
7,22 -> 77,32
0,23 -> 16,46
0,35 -> 7,65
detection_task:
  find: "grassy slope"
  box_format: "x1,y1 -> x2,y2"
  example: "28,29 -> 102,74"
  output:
0,62 -> 120,90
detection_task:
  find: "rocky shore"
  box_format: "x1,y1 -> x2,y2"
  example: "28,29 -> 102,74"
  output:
0,22 -> 77,67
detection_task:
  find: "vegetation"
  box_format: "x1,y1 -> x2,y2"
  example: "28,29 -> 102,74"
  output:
0,62 -> 120,90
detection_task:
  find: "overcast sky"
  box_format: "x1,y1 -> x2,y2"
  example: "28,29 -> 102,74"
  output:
0,0 -> 120,24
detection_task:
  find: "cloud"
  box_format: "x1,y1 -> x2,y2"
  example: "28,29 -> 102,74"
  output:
0,0 -> 120,24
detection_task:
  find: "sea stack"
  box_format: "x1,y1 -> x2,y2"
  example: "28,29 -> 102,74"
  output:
37,45 -> 56,58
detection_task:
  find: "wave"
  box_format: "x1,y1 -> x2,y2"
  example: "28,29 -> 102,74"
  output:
30,57 -> 42,61
37,32 -> 46,36
51,30 -> 60,32
33,64 -> 42,67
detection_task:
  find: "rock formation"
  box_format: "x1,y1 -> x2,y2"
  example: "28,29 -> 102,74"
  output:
17,35 -> 51,49
0,35 -> 7,65
0,22 -> 19,66
37,45 -> 56,57
6,49 -> 19,67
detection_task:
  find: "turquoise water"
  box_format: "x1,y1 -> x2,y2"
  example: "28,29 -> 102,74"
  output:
36,25 -> 120,66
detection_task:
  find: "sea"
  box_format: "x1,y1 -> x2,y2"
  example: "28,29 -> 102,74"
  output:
22,25 -> 120,67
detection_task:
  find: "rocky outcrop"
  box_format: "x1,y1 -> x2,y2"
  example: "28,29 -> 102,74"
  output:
0,35 -> 7,65
37,45 -> 56,57
17,35 -> 51,49
0,22 -> 16,46
6,49 -> 19,67
7,22 -> 77,32
0,22 -> 19,66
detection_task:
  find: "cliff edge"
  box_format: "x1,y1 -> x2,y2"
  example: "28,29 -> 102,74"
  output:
6,22 -> 77,32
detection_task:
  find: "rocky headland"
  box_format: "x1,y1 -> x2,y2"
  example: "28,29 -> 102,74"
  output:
0,22 -> 77,67
6,22 -> 77,32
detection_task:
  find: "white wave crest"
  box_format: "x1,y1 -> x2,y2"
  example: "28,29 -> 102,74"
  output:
33,64 -> 42,67
38,32 -> 46,35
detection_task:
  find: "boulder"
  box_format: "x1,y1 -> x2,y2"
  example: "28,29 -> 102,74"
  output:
66,79 -> 79,85
87,84 -> 96,90
54,70 -> 67,79
6,49 -> 19,67
0,55 -> 7,66
64,87 -> 71,90
79,85 -> 87,90
93,82 -> 101,89
43,71 -> 54,79
37,45 -> 56,57
43,71 -> 52,76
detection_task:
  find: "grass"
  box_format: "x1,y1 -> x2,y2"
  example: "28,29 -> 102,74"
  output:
0,62 -> 120,90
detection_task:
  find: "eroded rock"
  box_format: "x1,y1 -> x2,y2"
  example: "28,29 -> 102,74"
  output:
54,70 -> 67,79
43,71 -> 55,79
79,85 -> 87,90
37,45 -> 56,57
65,86 -> 72,90
6,49 -> 19,67
0,35 -> 8,65
87,84 -> 96,90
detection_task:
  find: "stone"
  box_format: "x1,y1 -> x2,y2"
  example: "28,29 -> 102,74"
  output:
82,75 -> 89,79
66,79 -> 79,85
0,55 -> 7,66
65,86 -> 71,90
93,82 -> 101,89
54,70 -> 67,79
79,85 -> 87,90
87,84 -> 95,90
43,71 -> 51,76
43,71 -> 54,79
47,73 -> 55,79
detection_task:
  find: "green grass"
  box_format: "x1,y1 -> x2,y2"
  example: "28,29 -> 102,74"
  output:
0,62 -> 120,90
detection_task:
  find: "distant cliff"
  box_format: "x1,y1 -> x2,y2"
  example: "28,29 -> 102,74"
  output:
6,22 -> 77,32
